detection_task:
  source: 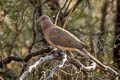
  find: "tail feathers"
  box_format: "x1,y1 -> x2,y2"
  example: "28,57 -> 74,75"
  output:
81,49 -> 107,69
76,49 -> 90,58
76,47 -> 107,69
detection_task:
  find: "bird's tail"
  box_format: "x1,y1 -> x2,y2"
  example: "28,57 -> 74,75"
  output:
76,48 -> 107,70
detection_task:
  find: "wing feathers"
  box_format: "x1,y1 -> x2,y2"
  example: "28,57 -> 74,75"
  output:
47,26 -> 89,50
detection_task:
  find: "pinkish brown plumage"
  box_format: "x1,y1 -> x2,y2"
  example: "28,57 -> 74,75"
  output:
39,15 -> 107,69
40,15 -> 89,51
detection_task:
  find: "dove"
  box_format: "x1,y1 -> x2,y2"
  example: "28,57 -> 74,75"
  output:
39,15 -> 107,69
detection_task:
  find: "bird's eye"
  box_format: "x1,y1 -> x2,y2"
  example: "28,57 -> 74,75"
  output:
43,18 -> 45,20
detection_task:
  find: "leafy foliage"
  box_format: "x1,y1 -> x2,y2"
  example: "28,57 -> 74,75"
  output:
0,0 -> 118,80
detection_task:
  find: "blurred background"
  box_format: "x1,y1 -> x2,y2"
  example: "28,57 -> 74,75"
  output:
0,0 -> 119,80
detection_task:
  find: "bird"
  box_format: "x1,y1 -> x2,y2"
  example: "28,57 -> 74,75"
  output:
39,15 -> 107,69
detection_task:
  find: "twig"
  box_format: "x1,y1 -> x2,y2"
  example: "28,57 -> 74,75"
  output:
81,60 -> 96,71
28,8 -> 37,53
61,0 -> 69,10
63,0 -> 83,28
63,8 -> 73,29
64,0 -> 72,14
45,52 -> 67,80
55,10 -> 60,25
54,0 -> 69,25
97,0 -> 108,60
65,0 -> 83,17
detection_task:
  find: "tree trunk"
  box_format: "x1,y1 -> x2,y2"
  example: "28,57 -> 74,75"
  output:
114,0 -> 120,68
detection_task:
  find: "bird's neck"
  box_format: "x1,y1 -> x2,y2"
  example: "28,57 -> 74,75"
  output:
43,24 -> 54,34
43,24 -> 51,30
42,22 -> 53,29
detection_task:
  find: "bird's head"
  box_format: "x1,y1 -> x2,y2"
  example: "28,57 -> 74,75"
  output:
39,15 -> 53,28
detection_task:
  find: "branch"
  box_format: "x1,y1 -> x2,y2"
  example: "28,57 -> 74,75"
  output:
19,51 -> 63,80
17,50 -> 119,80
97,0 -> 108,60
28,8 -> 37,53
68,56 -> 120,79
0,48 -> 52,68
68,57 -> 96,71
19,52 -> 97,80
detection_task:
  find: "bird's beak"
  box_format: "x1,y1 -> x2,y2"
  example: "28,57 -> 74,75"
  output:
37,21 -> 43,29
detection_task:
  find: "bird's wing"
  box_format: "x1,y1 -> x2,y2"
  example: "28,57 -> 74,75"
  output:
47,26 -> 89,50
